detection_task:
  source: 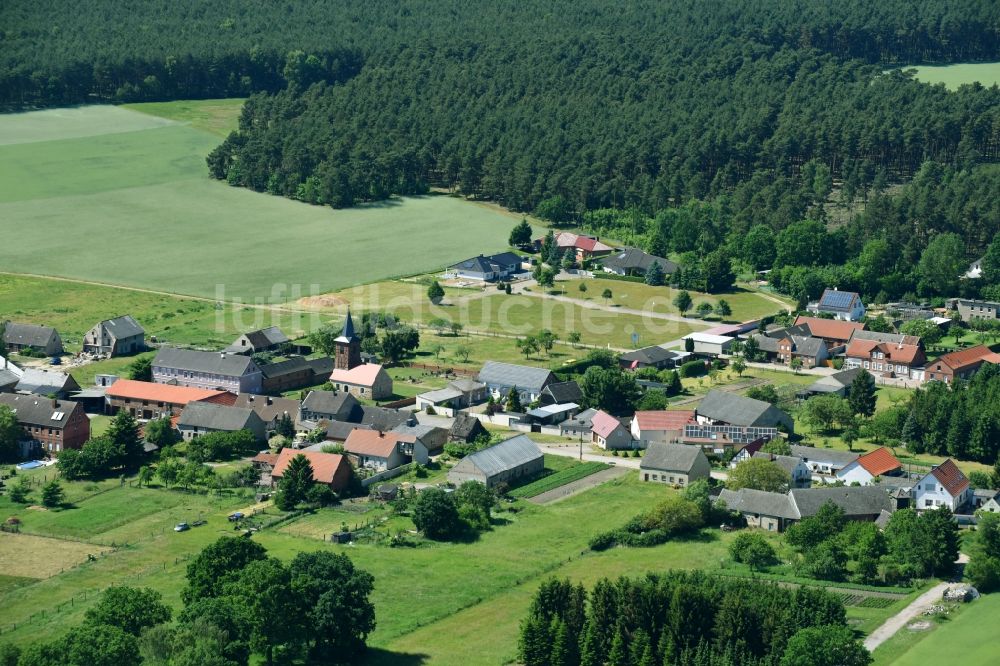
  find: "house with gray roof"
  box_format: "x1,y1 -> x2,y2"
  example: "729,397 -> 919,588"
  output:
415,378 -> 487,413
83,315 -> 145,357
801,368 -> 863,398
0,368 -> 18,393
559,407 -> 599,437
449,412 -> 488,443
640,442 -> 710,486
448,252 -> 524,282
720,485 -> 894,532
599,248 -> 677,277
789,445 -> 859,475
177,402 -> 266,442
299,390 -> 361,423
806,289 -> 865,321
3,322 -> 63,356
392,422 -> 448,463
750,452 -> 811,488
0,394 -> 90,454
225,326 -> 290,355
447,434 -> 543,488
695,390 -> 793,433
16,368 -> 81,399
540,380 -> 584,406
478,361 -> 555,405
619,346 -> 680,370
152,347 -> 262,394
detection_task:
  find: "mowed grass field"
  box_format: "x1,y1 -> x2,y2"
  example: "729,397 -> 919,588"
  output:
874,593 -> 1000,666
0,102 -> 520,301
905,61 -> 1000,90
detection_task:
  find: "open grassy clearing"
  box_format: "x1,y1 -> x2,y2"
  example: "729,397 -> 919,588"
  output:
122,98 -> 245,136
0,105 -> 520,301
0,105 -> 176,146
0,533 -> 104,579
904,61 -> 1000,90
874,593 -> 1000,666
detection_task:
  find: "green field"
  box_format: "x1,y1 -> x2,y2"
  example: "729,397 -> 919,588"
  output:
905,61 -> 1000,90
123,98 -> 245,136
875,593 -> 1000,666
510,461 -> 609,498
0,103 -> 520,301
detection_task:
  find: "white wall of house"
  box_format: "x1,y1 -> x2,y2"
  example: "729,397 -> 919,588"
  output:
913,477 -> 970,512
835,461 -> 875,486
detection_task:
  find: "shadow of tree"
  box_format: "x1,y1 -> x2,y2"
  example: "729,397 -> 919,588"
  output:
362,647 -> 431,665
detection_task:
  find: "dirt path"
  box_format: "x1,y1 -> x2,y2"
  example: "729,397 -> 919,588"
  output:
529,466 -> 629,504
863,554 -> 970,652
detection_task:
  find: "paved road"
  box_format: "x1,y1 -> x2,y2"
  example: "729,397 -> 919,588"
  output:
529,466 -> 629,504
863,554 -> 970,653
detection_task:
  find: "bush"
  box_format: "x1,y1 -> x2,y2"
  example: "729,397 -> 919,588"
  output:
679,360 -> 706,378
729,531 -> 778,571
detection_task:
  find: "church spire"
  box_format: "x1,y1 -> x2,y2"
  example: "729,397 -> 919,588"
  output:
341,309 -> 357,341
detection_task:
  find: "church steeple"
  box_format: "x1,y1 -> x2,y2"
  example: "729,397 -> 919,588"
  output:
334,309 -> 362,370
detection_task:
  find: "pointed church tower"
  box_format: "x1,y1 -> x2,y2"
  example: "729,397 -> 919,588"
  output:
334,310 -> 362,370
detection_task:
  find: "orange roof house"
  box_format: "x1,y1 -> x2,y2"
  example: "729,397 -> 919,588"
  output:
630,410 -> 695,446
343,428 -> 412,470
106,379 -> 232,419
845,335 -> 925,378
836,446 -> 901,485
271,449 -> 351,491
925,345 -> 998,384
793,316 -> 866,344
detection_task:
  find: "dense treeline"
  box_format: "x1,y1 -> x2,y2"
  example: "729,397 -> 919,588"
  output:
517,574 -> 869,666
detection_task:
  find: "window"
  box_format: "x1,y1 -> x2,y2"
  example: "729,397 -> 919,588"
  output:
925,499 -> 933,507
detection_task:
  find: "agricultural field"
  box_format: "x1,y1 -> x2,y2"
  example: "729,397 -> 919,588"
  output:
509,461 -> 609,498
122,98 -> 245,136
904,61 -> 1000,90
0,103 -> 521,301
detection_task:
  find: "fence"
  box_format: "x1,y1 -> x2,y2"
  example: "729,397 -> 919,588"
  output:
361,462 -> 416,488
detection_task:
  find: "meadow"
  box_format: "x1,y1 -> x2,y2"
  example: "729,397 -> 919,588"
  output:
0,103 -> 520,301
905,61 -> 1000,90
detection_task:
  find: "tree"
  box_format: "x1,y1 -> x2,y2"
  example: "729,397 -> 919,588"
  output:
966,512 -> 1000,592
275,454 -> 314,510
803,395 -> 853,432
742,225 -> 776,271
636,389 -> 668,411
780,625 -> 872,666
57,623 -> 141,666
8,479 -> 30,504
516,336 -> 539,359
126,356 -> 152,381
702,248 -> 734,293
505,387 -> 524,413
380,326 -> 420,362
673,290 -> 692,314
580,366 -> 640,415
183,536 -> 268,605
427,280 -> 445,304
509,218 -> 533,248
535,195 -> 573,225
745,384 -> 780,405
786,502 -> 845,553
684,336 -> 695,353
137,465 -> 154,487
412,487 -> 461,540
790,357 -> 803,373
695,301 -> 713,317
85,586 -> 171,636
921,506 -> 960,577
224,558 -> 302,666
899,318 -> 943,345
645,261 -> 665,286
917,232 -> 966,295
106,409 -> 144,468
775,220 -> 828,267
449,321 -> 463,336
308,322 -> 341,357
289,550 -> 376,660
729,532 -> 778,571
848,370 -> 877,417
455,480 -> 494,530
144,417 -> 179,449
730,357 -> 747,377
156,457 -> 181,487
41,479 -> 64,508
536,329 -> 557,356
727,458 -> 790,492
716,299 -> 732,318
455,345 -> 471,362
601,288 -> 613,305
275,412 -> 295,439
761,438 -> 792,456
568,331 -> 581,348
0,405 -> 21,462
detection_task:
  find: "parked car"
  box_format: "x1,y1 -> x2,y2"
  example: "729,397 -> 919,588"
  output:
174,522 -> 190,532
228,512 -> 244,522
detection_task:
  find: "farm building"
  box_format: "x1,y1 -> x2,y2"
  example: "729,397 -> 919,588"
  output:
694,390 -> 793,433
82,315 -> 145,356
640,442 -> 711,486
106,379 -> 232,420
449,412 -> 488,443
801,368 -> 864,398
447,434 -> 543,488
225,326 -> 290,355
2,322 -> 63,356
720,485 -> 895,532
176,402 -> 266,442
682,332 -> 733,356
416,378 -> 487,412
539,381 -> 584,406
0,394 -> 90,454
478,361 -> 555,405
152,347 -> 263,394
15,369 -> 81,399
924,345 -> 1000,384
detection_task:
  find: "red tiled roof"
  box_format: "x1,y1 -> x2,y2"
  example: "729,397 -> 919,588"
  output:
935,345 -> 995,371
634,410 -> 694,432
106,379 -> 228,405
846,339 -> 923,365
271,449 -> 346,485
857,447 -> 901,476
929,459 -> 970,497
591,410 -> 623,438
794,316 -> 866,342
344,428 -> 415,458
252,451 -> 279,466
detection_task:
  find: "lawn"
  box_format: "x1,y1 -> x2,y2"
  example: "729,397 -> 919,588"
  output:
122,98 -> 245,136
509,461 -> 609,498
0,533 -> 103,579
903,61 -> 1000,90
874,593 -> 1000,666
0,105 -> 521,301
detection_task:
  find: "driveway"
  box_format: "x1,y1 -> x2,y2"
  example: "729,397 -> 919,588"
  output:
528,466 -> 629,504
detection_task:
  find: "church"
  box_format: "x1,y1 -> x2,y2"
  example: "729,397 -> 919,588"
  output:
328,311 -> 394,401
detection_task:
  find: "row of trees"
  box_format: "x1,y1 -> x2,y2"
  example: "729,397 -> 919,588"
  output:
518,572 -> 868,666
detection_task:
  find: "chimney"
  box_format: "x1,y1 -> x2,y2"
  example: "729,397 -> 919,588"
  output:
220,352 -> 226,359
52,399 -> 59,408
266,397 -> 273,406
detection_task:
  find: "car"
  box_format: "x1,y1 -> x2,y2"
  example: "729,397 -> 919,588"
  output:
173,522 -> 190,532
227,512 -> 244,522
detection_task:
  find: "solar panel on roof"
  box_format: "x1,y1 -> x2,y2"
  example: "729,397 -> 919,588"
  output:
821,291 -> 855,309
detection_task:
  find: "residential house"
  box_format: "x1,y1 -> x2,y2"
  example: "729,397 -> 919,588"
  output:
0,394 -> 90,454
801,368 -> 864,398
415,378 -> 487,413
789,445 -> 859,476
15,369 -> 81,399
525,402 -> 579,426
271,449 -> 352,492
251,451 -> 279,484
836,447 -> 902,485
449,412 -> 488,443
260,357 -> 329,394
329,363 -> 393,401
447,434 -> 544,488
534,232 -> 615,262
600,248 -> 677,277
590,410 -> 634,450
972,488 -> 999,511
0,368 -> 18,393
232,394 -> 301,436
225,326 -> 290,355
82,315 -> 145,356
792,316 -> 866,347
357,405 -> 413,431
721,439 -> 765,462
299,390 -> 361,423
924,345 -> 999,384
152,347 -> 263,394
631,410 -> 694,447
448,252 -> 524,282
106,379 -> 233,420
2,322 -> 63,356
392,423 -> 448,463
754,332 -> 828,368
844,331 -> 925,380
980,495 -> 1000,514
559,408 -> 599,438
343,428 -> 412,472
964,257 -> 983,280
720,485 -> 894,532
695,390 -> 794,433
176,402 -> 267,442
619,346 -> 681,370
953,299 -> 1000,323
477,361 -> 555,405
750,452 -> 811,488
807,289 -> 866,321
539,381 -> 584,407
640,442 -> 711,486
912,459 -> 972,512
682,333 -> 733,357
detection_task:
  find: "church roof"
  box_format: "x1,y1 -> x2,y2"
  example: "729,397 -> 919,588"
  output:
336,310 -> 358,343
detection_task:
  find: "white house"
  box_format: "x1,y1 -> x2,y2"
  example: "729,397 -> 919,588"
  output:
912,459 -> 972,512
835,447 -> 902,486
807,289 -> 866,321
630,410 -> 693,448
751,452 -> 812,488
590,410 -> 634,450
682,332 -> 733,356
